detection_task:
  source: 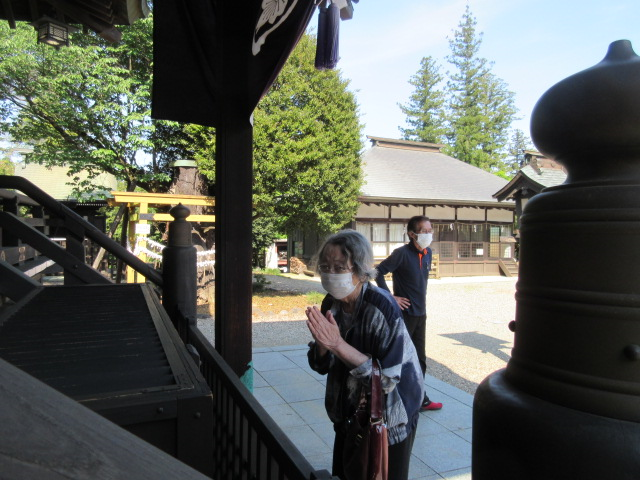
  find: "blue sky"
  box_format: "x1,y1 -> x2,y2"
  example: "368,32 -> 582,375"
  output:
319,0 -> 640,148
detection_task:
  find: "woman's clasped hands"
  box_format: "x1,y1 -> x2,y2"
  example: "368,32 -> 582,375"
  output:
306,306 -> 343,352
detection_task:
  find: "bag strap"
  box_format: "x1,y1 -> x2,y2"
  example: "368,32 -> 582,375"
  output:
370,359 -> 384,423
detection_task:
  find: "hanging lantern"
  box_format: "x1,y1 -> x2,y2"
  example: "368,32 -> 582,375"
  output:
32,17 -> 77,48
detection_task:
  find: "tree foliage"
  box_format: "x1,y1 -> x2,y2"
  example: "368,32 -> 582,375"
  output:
502,129 -> 532,178
0,135 -> 16,174
0,158 -> 13,175
398,56 -> 446,144
253,34 -> 363,235
0,21 -> 362,260
0,17 -> 189,194
400,5 -> 518,173
445,5 -> 517,171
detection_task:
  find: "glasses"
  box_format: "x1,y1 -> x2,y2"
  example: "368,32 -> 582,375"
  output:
318,264 -> 353,274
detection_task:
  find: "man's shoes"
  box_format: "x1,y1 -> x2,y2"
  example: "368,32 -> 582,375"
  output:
421,400 -> 443,411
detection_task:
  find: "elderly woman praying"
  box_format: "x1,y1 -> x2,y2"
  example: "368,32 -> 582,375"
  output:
306,229 -> 423,480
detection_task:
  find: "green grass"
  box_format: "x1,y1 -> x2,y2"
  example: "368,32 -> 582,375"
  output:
305,291 -> 325,305
253,268 -> 281,275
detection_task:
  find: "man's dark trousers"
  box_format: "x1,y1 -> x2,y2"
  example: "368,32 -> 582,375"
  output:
402,311 -> 431,403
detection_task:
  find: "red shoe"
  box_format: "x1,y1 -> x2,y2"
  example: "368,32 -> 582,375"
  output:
421,400 -> 443,411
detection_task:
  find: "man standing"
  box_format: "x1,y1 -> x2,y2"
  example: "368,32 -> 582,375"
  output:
376,215 -> 442,411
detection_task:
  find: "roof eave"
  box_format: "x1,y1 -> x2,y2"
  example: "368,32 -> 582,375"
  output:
493,174 -> 547,201
358,196 -> 515,209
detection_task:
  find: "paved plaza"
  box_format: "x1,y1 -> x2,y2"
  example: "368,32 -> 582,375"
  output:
252,344 -> 474,480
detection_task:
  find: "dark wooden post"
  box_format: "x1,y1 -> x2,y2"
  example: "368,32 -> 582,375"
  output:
211,2 -> 257,390
152,0 -> 316,389
2,195 -> 19,247
63,220 -> 87,286
162,204 -> 197,333
473,40 -> 640,479
214,116 -> 254,389
31,206 -> 46,235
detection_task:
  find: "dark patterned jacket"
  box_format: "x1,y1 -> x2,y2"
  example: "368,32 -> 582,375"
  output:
307,282 -> 423,445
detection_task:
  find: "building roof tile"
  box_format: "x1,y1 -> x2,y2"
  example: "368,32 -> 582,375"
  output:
13,162 -> 117,200
360,137 -> 512,206
519,164 -> 567,188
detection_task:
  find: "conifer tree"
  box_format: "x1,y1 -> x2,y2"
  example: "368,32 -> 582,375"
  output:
399,6 -> 519,172
444,5 -> 517,171
503,129 -> 532,177
398,56 -> 446,144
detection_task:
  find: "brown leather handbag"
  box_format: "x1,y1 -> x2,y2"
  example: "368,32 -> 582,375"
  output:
342,359 -> 388,480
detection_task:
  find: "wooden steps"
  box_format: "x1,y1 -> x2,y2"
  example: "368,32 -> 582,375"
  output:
498,258 -> 519,277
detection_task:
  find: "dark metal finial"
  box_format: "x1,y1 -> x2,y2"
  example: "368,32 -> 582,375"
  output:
168,203 -> 192,247
170,203 -> 190,222
603,39 -> 636,62
530,40 -> 640,183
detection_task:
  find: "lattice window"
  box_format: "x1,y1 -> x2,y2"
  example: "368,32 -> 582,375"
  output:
437,242 -> 454,258
488,224 -> 514,258
458,242 -> 485,258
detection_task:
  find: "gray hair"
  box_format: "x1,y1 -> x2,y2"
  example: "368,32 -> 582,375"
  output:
315,229 -> 378,282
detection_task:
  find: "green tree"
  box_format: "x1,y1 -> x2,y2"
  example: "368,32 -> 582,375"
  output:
251,216 -> 282,268
443,5 -> 517,171
0,17 -> 187,194
253,34 -> 363,235
0,136 -> 15,174
0,157 -> 13,175
501,128 -> 532,178
398,56 -> 446,144
194,34 -> 363,245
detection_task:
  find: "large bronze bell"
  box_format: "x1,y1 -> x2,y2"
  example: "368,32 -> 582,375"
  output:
473,40 -> 640,479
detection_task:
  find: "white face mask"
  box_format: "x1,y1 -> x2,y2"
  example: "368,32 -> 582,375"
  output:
414,233 -> 433,249
321,272 -> 357,300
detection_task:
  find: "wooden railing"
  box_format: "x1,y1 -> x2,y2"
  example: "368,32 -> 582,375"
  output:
175,311 -> 337,480
0,176 -> 162,288
2,175 -> 337,479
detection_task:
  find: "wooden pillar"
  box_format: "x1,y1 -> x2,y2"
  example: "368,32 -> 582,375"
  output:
215,116 -> 254,387
32,206 -> 45,234
126,204 -> 137,283
2,196 -> 19,247
63,217 -> 86,286
127,202 -> 148,283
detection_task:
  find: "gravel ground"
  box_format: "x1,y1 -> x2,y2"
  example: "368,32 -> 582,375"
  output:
197,274 -> 517,396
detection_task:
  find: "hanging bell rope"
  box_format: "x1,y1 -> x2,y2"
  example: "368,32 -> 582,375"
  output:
315,0 -> 358,70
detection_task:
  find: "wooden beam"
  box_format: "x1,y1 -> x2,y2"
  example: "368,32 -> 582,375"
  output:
0,261 -> 41,301
1,0 -> 15,28
0,212 -> 110,285
139,213 -> 216,222
0,357 -> 209,480
109,191 -> 215,207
